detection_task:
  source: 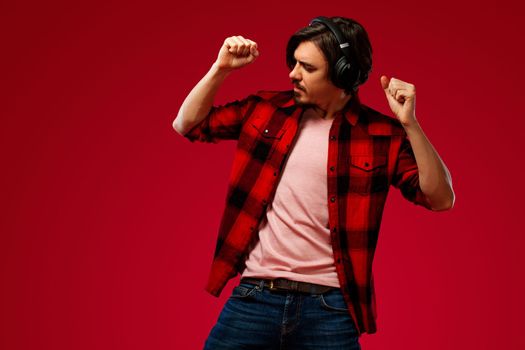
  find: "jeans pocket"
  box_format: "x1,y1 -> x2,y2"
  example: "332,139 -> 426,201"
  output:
318,290 -> 349,313
230,282 -> 260,299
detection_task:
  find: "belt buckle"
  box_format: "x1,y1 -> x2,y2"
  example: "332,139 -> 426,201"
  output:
268,279 -> 283,292
268,279 -> 277,291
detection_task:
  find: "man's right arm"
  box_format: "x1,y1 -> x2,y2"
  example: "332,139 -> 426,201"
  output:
172,63 -> 232,135
172,36 -> 260,136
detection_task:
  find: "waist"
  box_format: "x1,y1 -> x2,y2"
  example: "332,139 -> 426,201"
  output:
240,276 -> 338,294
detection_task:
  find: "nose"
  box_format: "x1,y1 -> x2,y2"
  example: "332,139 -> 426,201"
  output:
289,62 -> 301,81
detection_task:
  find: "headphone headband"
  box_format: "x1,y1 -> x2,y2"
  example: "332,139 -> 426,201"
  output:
309,16 -> 352,60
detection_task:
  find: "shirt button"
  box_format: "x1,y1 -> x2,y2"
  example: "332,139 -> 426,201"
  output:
330,166 -> 335,171
273,172 -> 277,176
264,129 -> 269,134
330,197 -> 336,202
330,135 -> 336,141
262,199 -> 267,205
336,258 -> 341,263
332,227 -> 337,232
364,162 -> 369,167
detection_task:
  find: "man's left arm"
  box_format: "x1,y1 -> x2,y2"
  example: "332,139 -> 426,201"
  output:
402,122 -> 455,211
381,75 -> 455,211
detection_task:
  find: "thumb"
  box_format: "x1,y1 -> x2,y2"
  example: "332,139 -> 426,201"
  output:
380,75 -> 389,91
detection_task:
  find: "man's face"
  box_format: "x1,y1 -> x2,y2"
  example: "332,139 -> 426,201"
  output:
288,40 -> 342,107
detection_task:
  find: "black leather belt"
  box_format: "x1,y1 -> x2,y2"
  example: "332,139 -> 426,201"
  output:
240,277 -> 337,294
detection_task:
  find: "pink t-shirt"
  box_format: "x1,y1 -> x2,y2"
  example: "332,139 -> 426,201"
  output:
241,109 -> 340,288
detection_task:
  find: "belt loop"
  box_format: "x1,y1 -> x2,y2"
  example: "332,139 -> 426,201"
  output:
291,280 -> 298,291
258,279 -> 265,291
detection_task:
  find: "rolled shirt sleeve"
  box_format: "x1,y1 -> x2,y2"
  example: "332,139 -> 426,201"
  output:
391,134 -> 433,210
182,94 -> 260,143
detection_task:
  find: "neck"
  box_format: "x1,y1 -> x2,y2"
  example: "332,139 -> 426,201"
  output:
312,92 -> 353,120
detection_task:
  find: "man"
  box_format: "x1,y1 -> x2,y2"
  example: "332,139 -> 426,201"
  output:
173,16 -> 454,349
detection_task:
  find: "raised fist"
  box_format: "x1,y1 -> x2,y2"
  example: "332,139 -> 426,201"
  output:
215,35 -> 259,71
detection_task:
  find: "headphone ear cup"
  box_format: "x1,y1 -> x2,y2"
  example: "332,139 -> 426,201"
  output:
352,69 -> 363,91
336,58 -> 363,92
333,56 -> 350,89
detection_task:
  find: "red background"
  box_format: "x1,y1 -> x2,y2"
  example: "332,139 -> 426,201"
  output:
1,0 -> 524,349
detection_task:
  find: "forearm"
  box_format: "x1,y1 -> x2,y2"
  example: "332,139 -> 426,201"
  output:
403,121 -> 455,211
173,62 -> 232,135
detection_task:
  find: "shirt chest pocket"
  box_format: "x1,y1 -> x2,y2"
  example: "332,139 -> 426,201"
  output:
348,155 -> 389,194
250,121 -> 287,160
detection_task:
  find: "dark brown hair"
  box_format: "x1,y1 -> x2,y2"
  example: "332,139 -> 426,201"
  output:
286,16 -> 373,95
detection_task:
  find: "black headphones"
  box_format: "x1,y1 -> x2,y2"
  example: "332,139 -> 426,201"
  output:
308,16 -> 362,93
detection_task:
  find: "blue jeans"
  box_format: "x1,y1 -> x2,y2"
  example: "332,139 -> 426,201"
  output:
203,280 -> 361,349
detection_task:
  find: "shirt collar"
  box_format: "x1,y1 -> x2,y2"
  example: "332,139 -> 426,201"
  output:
263,89 -> 361,126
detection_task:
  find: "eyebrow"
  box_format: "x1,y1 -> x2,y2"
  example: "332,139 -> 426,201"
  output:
294,55 -> 317,69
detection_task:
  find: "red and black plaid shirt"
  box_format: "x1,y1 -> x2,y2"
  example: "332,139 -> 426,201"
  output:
181,89 -> 433,336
